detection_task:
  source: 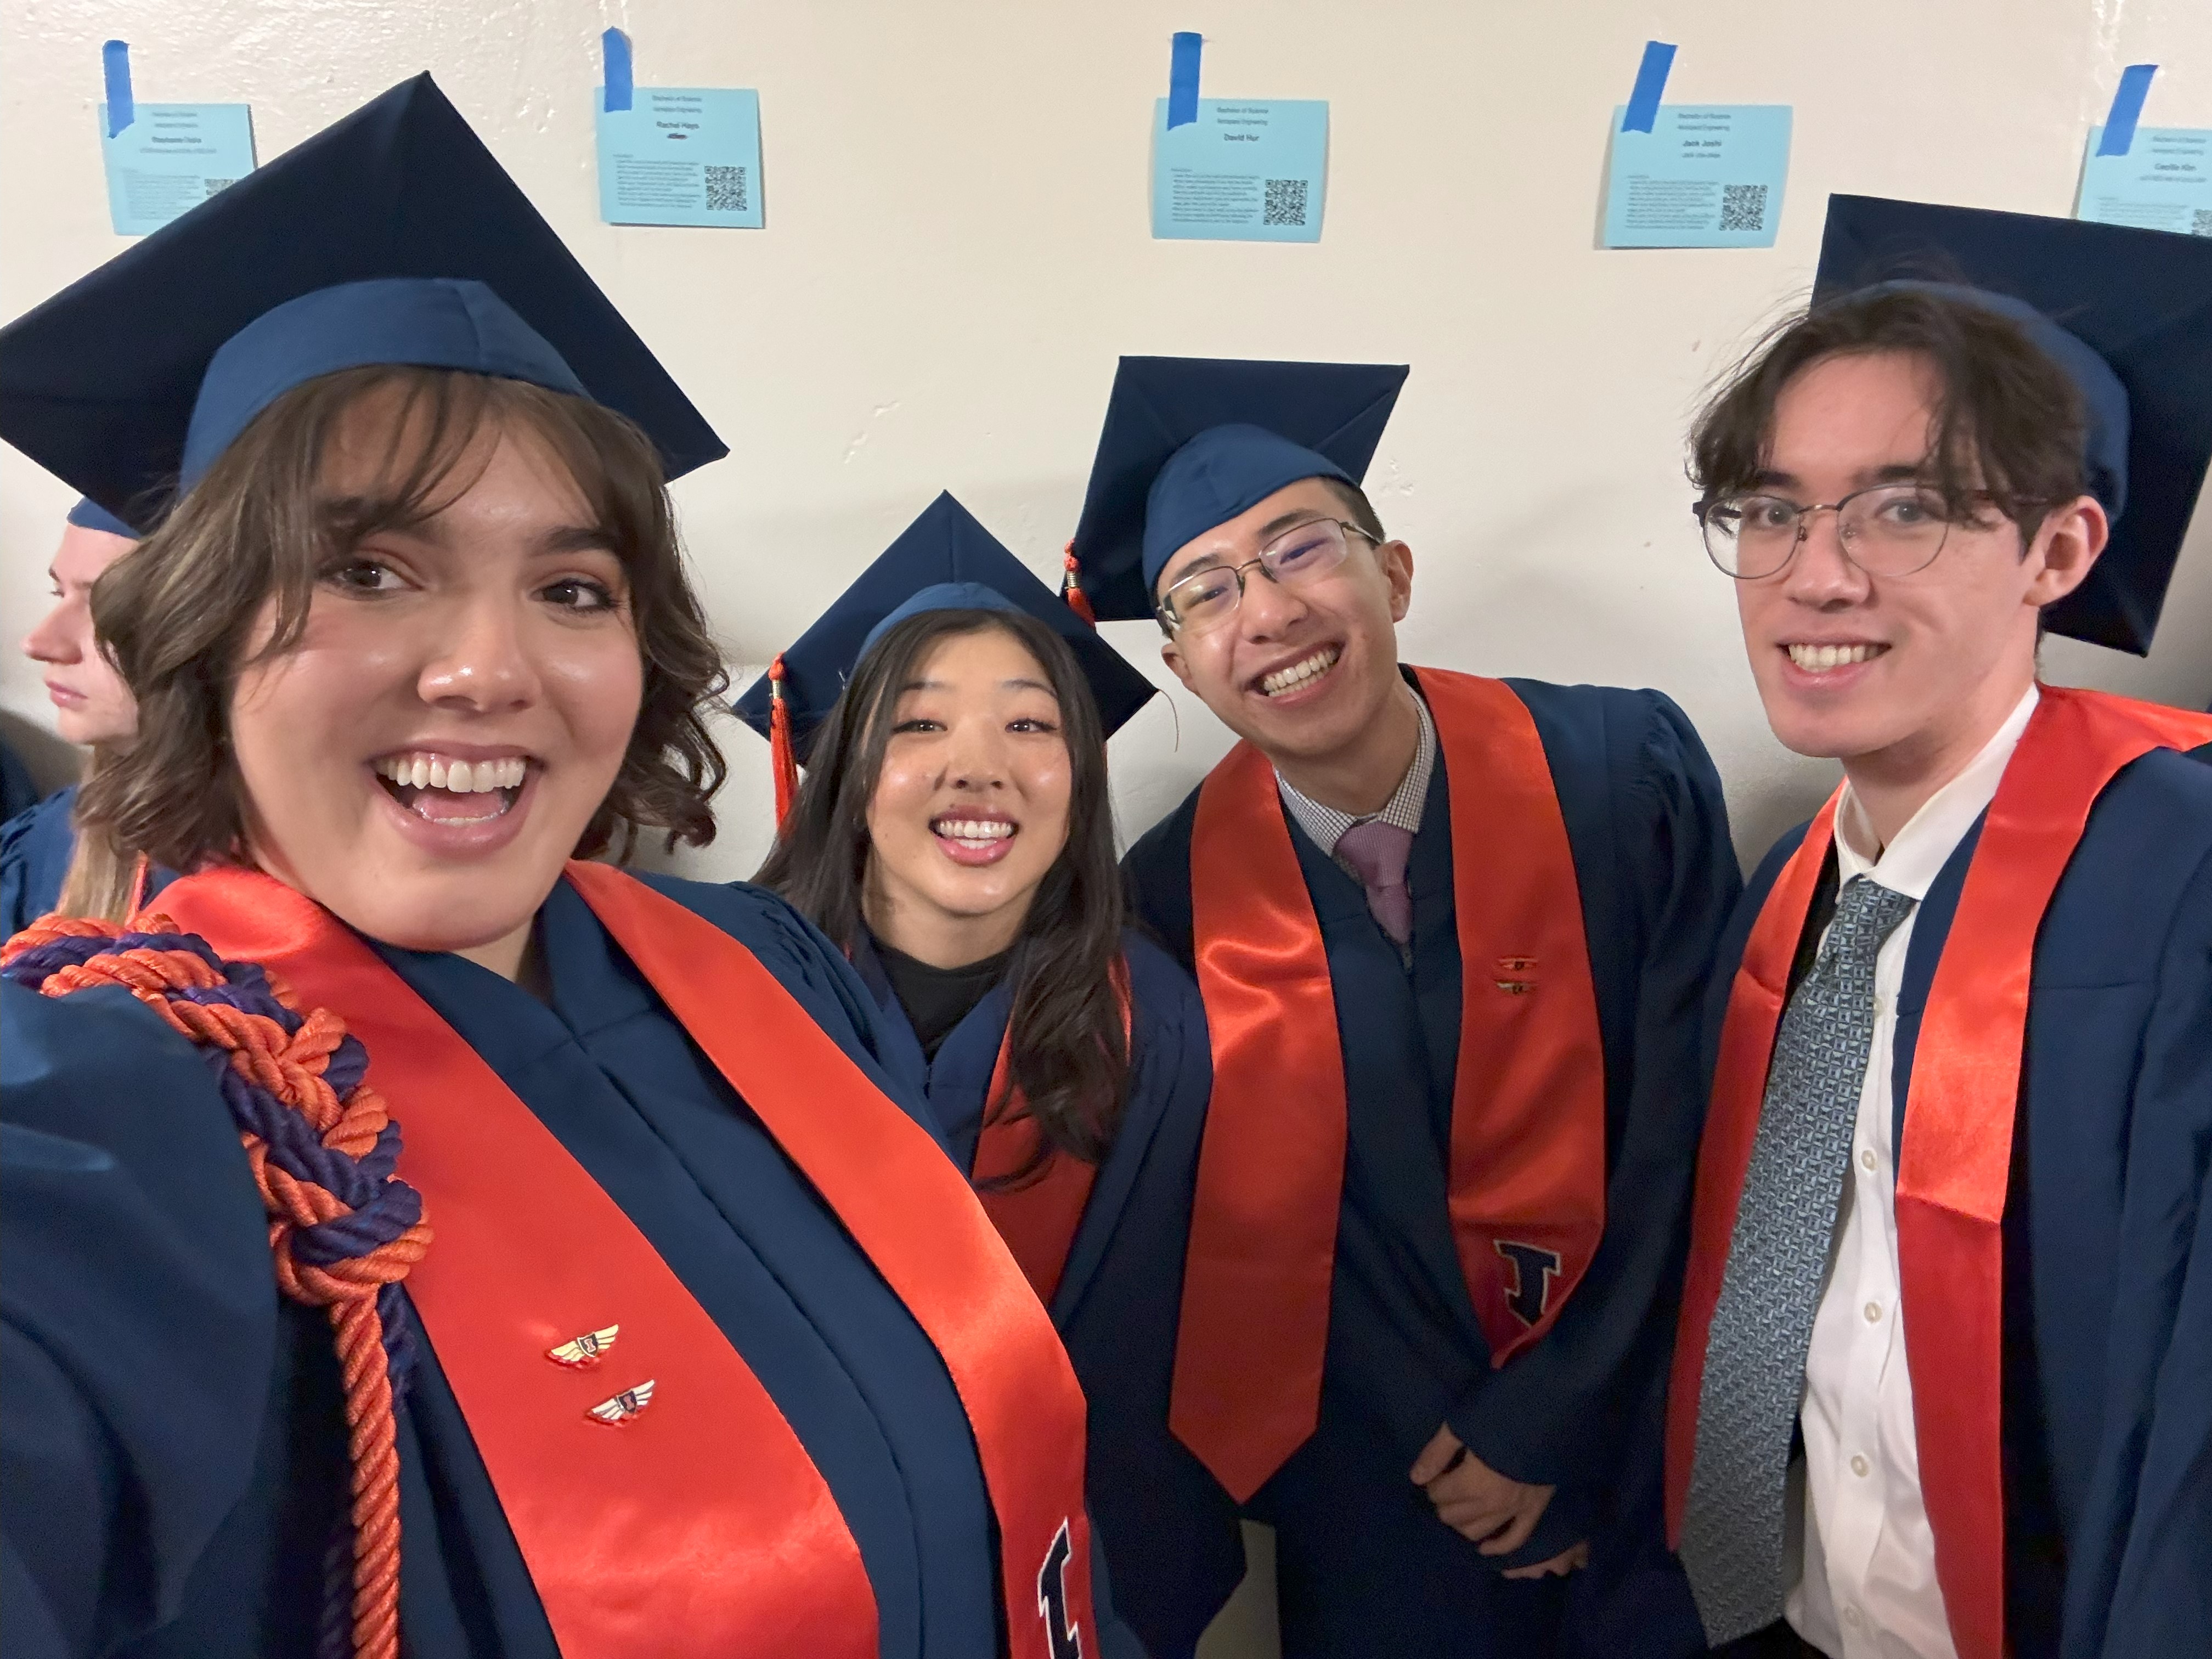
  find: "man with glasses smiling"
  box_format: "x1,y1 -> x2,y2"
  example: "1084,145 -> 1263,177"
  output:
1663,198 -> 2212,1659
1069,356 -> 1741,1657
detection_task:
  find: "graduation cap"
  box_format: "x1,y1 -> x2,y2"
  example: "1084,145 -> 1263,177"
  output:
1065,356 -> 1409,623
0,73 -> 725,534
1815,194 -> 2212,654
733,491 -> 1158,820
65,497 -> 139,540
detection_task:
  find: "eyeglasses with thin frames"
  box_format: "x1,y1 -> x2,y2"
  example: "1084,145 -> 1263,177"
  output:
1696,483 -> 2007,580
1155,517 -> 1380,635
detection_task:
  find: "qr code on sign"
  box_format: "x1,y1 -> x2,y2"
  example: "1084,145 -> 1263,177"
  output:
706,165 -> 749,213
1263,177 -> 1308,226
1719,184 -> 1768,232
2193,208 -> 2212,238
204,178 -> 238,198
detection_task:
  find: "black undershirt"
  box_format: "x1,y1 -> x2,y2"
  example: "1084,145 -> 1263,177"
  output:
876,940 -> 1013,1062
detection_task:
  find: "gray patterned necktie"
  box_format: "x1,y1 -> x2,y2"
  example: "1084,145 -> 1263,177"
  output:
1680,874 -> 1918,1645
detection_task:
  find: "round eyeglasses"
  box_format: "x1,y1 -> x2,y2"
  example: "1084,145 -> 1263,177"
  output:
1155,517 -> 1377,635
1697,484 -> 1974,580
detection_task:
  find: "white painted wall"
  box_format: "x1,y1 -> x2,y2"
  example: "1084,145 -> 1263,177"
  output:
5,1 -> 2208,872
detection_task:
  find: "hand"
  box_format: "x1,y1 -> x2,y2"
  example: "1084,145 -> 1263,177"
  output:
1502,1541 -> 1589,1581
1409,1424 -> 1555,1554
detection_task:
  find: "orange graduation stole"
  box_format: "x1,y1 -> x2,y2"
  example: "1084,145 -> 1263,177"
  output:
970,959 -> 1132,1308
152,862 -> 1098,1659
1170,667 -> 1609,1502
1665,686 -> 2212,1659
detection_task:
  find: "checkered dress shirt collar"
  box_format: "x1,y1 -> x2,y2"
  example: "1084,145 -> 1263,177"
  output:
1274,687 -> 1437,867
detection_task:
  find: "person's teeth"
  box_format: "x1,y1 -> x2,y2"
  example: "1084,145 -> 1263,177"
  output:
1260,647 -> 1341,696
1788,643 -> 1883,672
376,754 -> 528,792
937,820 -> 1014,842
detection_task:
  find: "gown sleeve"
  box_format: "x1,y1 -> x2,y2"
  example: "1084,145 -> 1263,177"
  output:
1,789 -> 76,940
1443,692 -> 1741,1539
1,980 -> 276,1659
2100,843 -> 2212,1656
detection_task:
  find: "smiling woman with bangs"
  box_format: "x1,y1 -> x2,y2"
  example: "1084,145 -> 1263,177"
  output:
744,492 -> 1233,1659
0,78 -> 1124,1659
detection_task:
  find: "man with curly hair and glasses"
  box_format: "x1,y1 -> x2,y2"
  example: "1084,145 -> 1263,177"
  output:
1661,197 -> 2212,1659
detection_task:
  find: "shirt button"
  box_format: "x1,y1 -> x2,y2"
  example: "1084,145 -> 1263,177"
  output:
1850,1453 -> 1871,1478
1859,1148 -> 1878,1173
1864,1300 -> 1883,1323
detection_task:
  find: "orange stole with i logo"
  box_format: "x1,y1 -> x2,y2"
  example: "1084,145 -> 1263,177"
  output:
1169,668 -> 1610,1502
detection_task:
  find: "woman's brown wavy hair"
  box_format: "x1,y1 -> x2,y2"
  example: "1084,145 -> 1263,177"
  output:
77,365 -> 727,889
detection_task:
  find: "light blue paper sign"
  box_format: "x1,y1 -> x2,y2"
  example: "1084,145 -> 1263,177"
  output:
596,87 -> 763,228
2076,126 -> 2212,237
98,102 -> 255,236
1151,98 -> 1327,242
1602,106 -> 1791,249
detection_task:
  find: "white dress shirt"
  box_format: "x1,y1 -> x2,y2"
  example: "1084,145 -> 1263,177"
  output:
1787,684 -> 2039,1659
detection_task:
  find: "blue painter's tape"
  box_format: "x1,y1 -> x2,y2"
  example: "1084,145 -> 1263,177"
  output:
1168,31 -> 1201,129
102,39 -> 134,137
2096,63 -> 2156,157
1621,39 -> 1675,134
602,28 -> 633,114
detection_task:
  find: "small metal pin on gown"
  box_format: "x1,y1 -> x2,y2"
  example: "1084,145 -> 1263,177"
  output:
588,1380 -> 658,1425
1495,953 -> 1539,994
546,1324 -> 620,1368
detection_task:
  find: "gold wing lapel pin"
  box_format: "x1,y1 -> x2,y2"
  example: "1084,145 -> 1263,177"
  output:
546,1324 -> 620,1368
587,1379 -> 657,1426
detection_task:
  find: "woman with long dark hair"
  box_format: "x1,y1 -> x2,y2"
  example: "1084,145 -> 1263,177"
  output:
746,493 -> 1242,1659
0,80 -> 1126,1659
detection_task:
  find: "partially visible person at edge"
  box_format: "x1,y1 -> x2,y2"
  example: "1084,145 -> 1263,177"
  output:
0,74 -> 1132,1659
1654,197 -> 2212,1659
744,490 -> 1221,1658
1,496 -> 165,932
1069,354 -> 1742,1657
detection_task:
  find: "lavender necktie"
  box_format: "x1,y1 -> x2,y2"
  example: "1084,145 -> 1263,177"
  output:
1335,820 -> 1415,947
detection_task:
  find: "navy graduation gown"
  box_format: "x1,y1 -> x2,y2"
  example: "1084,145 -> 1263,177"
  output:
858,927 -> 1242,1658
1122,680 -> 1740,1656
1630,740 -> 2212,1659
2,874 -> 1062,1659
1,786 -> 77,938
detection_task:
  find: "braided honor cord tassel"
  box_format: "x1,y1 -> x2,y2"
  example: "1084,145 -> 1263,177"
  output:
4,916 -> 433,1659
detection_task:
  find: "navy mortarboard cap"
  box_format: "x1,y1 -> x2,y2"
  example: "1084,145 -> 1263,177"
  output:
734,492 -> 1158,805
0,73 -> 725,533
1815,194 -> 2212,654
1067,356 -> 1408,622
65,496 -> 139,540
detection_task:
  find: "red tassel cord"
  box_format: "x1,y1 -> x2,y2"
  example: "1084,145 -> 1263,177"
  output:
768,656 -> 799,831
1060,544 -> 1096,625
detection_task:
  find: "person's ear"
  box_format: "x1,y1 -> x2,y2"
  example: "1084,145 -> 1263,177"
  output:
1378,539 -> 1415,623
1160,634 -> 1197,692
2023,495 -> 2108,608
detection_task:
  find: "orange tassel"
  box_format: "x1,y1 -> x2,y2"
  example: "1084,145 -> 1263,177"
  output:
1060,543 -> 1096,625
768,656 -> 799,831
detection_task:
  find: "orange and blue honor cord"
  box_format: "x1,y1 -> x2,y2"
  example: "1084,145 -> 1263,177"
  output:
4,916 -> 431,1659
